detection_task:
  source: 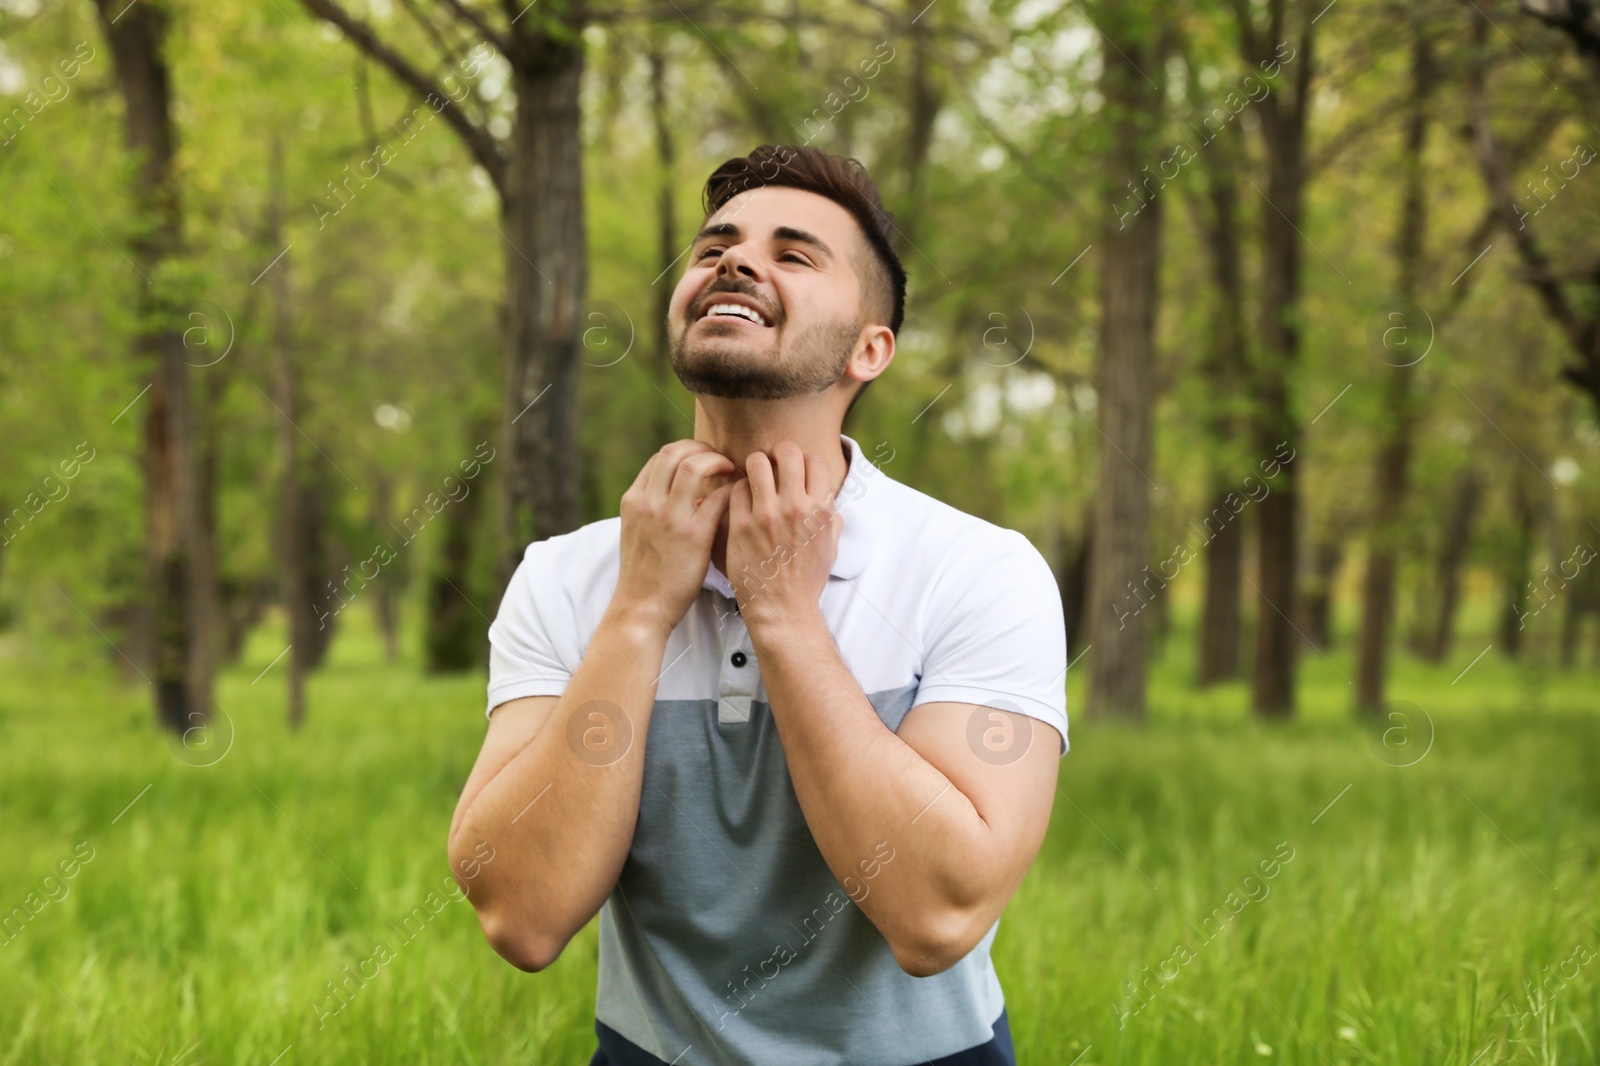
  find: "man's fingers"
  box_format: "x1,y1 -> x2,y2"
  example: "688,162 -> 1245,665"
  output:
671,454 -> 738,518
770,442 -> 809,508
645,439 -> 721,498
692,481 -> 736,528
744,451 -> 776,515
729,475 -> 753,526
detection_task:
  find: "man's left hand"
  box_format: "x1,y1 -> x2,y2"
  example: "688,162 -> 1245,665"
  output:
726,441 -> 842,629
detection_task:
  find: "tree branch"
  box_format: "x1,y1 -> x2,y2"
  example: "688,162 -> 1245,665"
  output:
438,0 -> 514,55
1466,11 -> 1597,396
299,0 -> 506,191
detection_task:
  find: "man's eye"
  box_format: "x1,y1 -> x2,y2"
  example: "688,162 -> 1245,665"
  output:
779,253 -> 809,265
697,248 -> 723,260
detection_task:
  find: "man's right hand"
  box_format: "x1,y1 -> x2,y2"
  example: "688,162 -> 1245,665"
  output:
609,440 -> 742,638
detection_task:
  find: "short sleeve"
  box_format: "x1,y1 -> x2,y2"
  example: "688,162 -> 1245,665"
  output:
485,539 -> 574,718
908,528 -> 1070,756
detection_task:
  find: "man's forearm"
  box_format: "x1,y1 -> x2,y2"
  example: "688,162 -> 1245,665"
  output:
747,608 -> 996,970
449,605 -> 669,967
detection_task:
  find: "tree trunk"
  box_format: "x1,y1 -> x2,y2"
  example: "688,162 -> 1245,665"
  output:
649,37 -> 678,450
294,0 -> 590,616
901,2 -> 941,249
500,35 -> 587,592
1197,506 -> 1245,683
1062,517 -> 1091,655
95,0 -> 214,733
1248,3 -> 1315,719
1191,101 -> 1248,688
1565,553 -> 1600,667
1421,467 -> 1481,662
1466,11 -> 1600,423
269,135 -> 313,728
1085,8 -> 1165,721
1356,26 -> 1434,715
425,447 -> 490,672
1499,477 -> 1538,657
370,472 -> 400,663
1301,538 -> 1342,650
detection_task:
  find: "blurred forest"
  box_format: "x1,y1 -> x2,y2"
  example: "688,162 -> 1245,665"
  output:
2,0 -> 1599,733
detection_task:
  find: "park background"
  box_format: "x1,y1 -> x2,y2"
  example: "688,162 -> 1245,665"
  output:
2,0 -> 1599,1062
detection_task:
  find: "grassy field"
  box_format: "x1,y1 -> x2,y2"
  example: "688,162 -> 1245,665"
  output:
1,600 -> 1597,1065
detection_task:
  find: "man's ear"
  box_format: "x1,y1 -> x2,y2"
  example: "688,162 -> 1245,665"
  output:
851,324 -> 894,385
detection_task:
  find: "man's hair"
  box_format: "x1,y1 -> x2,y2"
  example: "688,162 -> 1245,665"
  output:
702,145 -> 907,416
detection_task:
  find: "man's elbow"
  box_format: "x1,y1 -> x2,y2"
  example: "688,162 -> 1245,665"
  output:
479,909 -> 566,973
889,908 -> 984,978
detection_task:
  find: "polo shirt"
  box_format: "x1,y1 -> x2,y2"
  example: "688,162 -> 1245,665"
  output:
484,431 -> 1069,1066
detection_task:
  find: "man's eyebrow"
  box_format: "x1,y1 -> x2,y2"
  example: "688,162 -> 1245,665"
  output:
690,222 -> 834,260
694,222 -> 741,244
773,226 -> 833,259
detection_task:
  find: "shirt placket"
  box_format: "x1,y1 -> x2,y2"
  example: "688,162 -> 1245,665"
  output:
715,597 -> 759,725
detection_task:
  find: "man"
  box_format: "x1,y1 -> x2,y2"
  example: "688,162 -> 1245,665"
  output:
449,144 -> 1069,1066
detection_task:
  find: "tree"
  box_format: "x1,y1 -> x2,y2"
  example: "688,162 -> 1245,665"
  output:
1355,18 -> 1437,714
268,134 -> 314,728
1237,0 -> 1318,718
94,0 -> 217,734
299,0 -> 590,598
1467,8 -> 1600,422
1085,5 -> 1168,720
1185,61 -> 1250,687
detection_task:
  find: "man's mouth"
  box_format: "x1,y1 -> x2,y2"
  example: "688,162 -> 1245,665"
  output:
696,296 -> 773,328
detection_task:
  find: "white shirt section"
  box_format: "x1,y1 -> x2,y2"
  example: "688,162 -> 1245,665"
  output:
485,433 -> 1070,757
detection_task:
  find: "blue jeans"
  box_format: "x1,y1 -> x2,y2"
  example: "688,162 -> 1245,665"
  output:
588,1007 -> 1015,1065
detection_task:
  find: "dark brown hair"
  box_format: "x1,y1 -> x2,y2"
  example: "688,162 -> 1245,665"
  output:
702,144 -> 907,337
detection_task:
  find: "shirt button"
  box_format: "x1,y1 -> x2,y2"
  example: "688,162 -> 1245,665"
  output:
731,651 -> 747,667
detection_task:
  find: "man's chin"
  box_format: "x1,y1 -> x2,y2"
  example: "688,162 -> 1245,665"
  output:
674,365 -> 804,400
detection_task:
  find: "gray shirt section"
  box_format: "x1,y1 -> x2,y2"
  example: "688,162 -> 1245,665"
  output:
595,680 -> 1006,1066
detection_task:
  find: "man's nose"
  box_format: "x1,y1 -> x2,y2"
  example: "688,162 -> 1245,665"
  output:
715,245 -> 761,282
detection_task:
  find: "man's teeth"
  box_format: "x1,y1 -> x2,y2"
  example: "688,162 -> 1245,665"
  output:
705,303 -> 768,326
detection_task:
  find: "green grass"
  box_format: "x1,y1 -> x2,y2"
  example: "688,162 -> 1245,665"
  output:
1,601 -> 1596,1065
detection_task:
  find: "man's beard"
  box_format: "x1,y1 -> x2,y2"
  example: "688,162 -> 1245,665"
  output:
669,315 -> 860,400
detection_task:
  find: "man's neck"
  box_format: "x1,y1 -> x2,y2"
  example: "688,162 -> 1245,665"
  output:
697,398 -> 850,580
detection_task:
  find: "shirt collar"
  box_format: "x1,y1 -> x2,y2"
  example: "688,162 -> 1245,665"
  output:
703,431 -> 879,596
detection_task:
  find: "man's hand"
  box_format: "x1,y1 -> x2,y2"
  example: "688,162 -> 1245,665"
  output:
727,440 -> 843,629
611,440 -> 741,638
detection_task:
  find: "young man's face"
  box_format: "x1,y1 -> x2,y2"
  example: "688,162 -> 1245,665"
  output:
668,185 -> 877,400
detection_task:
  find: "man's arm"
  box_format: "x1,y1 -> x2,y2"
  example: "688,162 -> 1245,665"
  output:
447,440 -> 740,972
749,615 -> 1060,978
730,442 -> 1064,978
